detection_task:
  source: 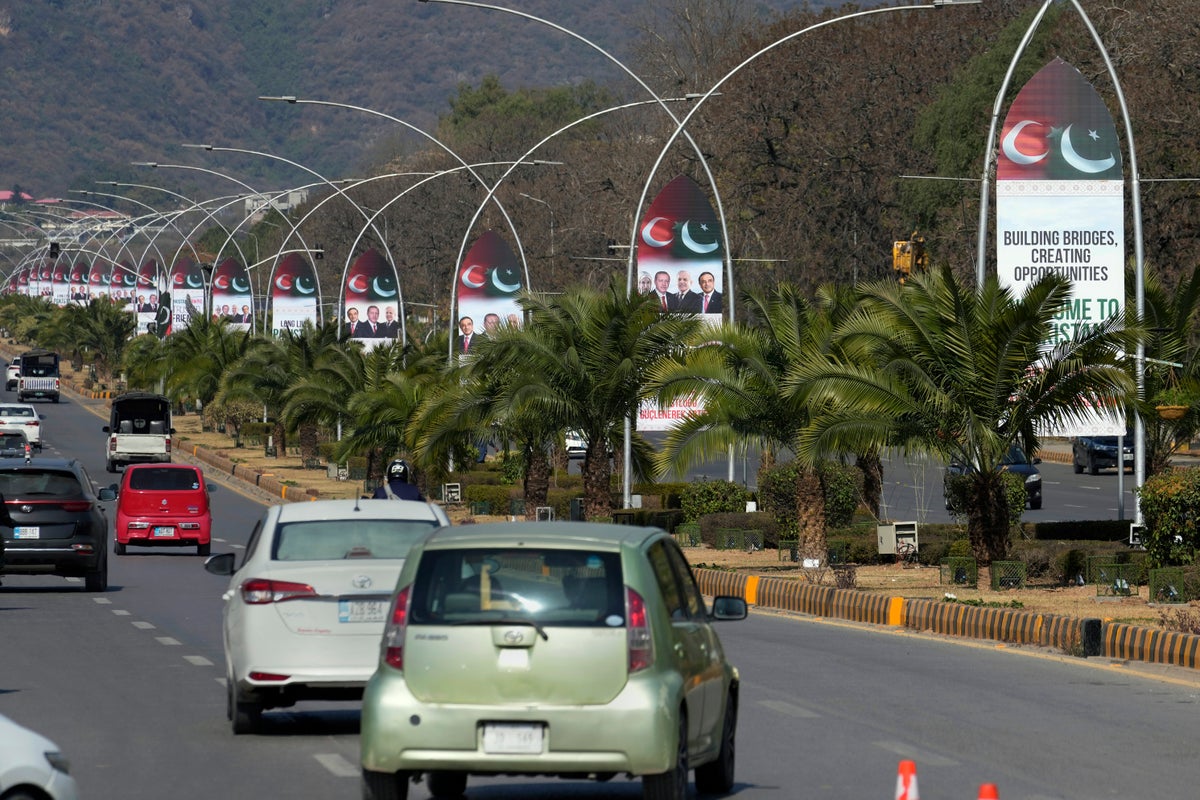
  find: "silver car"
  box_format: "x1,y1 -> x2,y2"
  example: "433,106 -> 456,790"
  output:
205,498 -> 449,734
360,521 -> 747,800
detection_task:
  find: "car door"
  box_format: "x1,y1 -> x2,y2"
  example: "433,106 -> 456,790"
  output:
645,539 -> 708,751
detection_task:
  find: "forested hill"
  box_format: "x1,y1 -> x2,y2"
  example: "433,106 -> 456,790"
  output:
0,0 -> 835,199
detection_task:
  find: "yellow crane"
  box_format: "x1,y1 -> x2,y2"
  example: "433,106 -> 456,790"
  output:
892,231 -> 927,282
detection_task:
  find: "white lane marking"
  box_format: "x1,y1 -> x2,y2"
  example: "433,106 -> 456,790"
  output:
875,740 -> 958,766
133,621 -> 156,630
314,753 -> 359,778
92,596 -> 112,604
112,609 -> 131,616
757,699 -> 820,718
155,636 -> 181,646
184,655 -> 213,666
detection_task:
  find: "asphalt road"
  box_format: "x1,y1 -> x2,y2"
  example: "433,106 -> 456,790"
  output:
3,389 -> 1198,800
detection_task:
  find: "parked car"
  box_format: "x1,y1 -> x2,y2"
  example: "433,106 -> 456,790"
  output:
204,498 -> 451,734
5,357 -> 21,391
1072,433 -> 1133,475
113,463 -> 214,556
0,457 -> 116,591
0,402 -> 44,450
564,430 -> 586,459
944,443 -> 1043,510
0,714 -> 79,800
360,521 -> 748,800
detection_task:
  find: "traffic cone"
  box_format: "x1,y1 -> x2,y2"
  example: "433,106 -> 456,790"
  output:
894,760 -> 919,800
976,783 -> 999,799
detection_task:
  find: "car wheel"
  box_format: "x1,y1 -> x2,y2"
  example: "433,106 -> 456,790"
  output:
362,769 -> 410,800
643,710 -> 688,800
426,770 -> 467,798
1087,454 -> 1100,475
114,539 -> 126,555
198,542 -> 211,557
694,693 -> 737,795
106,460 -> 116,474
84,553 -> 108,592
1030,496 -> 1043,510
230,681 -> 262,735
1072,455 -> 1083,474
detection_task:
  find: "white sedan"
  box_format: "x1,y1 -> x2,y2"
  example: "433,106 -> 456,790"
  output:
204,498 -> 450,734
0,403 -> 43,450
0,714 -> 79,800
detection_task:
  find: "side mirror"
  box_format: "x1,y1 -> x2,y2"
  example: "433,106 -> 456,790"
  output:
102,426 -> 111,433
709,595 -> 748,621
97,486 -> 118,502
204,552 -> 236,576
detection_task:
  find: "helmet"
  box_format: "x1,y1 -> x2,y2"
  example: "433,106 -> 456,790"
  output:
386,459 -> 410,482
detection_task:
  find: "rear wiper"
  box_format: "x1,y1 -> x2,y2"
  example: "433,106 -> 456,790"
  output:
452,615 -> 549,641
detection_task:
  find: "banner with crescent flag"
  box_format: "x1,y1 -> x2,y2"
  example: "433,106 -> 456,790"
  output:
341,248 -> 400,350
270,253 -> 320,337
88,259 -> 112,302
997,57 -> 1124,436
454,230 -> 524,351
135,259 -> 162,335
211,257 -> 254,332
17,265 -> 30,297
634,174 -> 725,431
113,259 -> 135,310
169,256 -> 206,335
70,260 -> 89,304
36,261 -> 52,299
50,259 -> 70,306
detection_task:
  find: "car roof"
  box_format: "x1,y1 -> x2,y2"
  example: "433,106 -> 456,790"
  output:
271,498 -> 446,524
421,521 -> 664,551
0,457 -> 80,470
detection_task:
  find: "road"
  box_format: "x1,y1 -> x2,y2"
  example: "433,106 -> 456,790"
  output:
3,390 -> 1198,799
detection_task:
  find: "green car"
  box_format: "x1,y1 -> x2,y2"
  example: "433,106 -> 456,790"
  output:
360,521 -> 748,800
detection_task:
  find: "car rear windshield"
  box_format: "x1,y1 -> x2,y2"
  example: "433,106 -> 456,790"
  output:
0,469 -> 83,497
408,548 -> 625,628
0,407 -> 35,418
129,467 -> 201,491
271,519 -> 438,561
0,434 -> 27,449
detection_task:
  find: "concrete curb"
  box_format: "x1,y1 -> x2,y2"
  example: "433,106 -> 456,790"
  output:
693,568 -> 1200,671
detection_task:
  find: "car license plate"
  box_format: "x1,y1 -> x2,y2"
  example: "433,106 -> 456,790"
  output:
13,526 -> 39,539
153,526 -> 175,537
338,599 -> 387,623
482,723 -> 544,754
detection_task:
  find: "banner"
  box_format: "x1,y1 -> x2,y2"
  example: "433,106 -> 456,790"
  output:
70,260 -> 89,303
996,57 -> 1124,436
135,260 -> 162,335
634,174 -> 725,431
168,257 -> 206,335
269,253 -> 320,337
113,259 -> 135,309
454,230 -> 524,353
342,248 -> 400,349
50,259 -> 69,306
88,259 -> 112,302
211,257 -> 254,331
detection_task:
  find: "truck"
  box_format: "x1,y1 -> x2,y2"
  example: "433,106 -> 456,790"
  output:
103,391 -> 174,473
17,348 -> 61,403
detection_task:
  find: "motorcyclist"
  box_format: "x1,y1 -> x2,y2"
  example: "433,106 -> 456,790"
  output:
372,458 -> 424,501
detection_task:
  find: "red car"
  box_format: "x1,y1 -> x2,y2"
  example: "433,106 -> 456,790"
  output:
113,464 -> 214,556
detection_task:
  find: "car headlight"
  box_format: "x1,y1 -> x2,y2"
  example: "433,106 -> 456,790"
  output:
1025,474 -> 1039,485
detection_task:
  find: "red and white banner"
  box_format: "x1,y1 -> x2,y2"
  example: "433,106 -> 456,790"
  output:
269,253 -> 320,337
996,58 -> 1124,436
454,230 -> 524,352
341,248 -> 401,350
211,257 -> 254,331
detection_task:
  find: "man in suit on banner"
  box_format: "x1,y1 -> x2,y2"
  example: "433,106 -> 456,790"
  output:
697,270 -> 723,314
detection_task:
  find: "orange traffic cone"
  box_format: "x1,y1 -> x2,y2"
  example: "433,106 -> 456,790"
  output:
977,783 -> 999,799
894,760 -> 919,800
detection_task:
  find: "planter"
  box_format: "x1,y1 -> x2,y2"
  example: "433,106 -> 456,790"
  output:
1156,404 -> 1188,421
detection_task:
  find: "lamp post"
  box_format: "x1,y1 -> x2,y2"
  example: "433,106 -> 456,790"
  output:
973,0 -> 1146,523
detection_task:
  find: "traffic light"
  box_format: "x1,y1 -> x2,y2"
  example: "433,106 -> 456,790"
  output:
48,242 -> 60,257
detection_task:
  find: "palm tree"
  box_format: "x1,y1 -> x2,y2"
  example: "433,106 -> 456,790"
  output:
164,316 -> 252,411
482,284 -> 702,520
327,340 -> 417,482
795,266 -> 1137,564
121,331 -> 170,392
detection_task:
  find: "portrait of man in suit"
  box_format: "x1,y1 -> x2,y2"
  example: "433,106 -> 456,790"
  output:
698,270 -> 723,314
345,306 -> 365,338
675,269 -> 702,313
653,270 -> 676,312
458,315 -> 476,353
364,305 -> 385,337
379,305 -> 399,337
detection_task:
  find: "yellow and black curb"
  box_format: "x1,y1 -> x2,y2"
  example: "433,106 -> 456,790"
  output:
694,568 -> 1200,671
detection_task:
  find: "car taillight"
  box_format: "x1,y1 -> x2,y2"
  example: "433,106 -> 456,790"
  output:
59,501 -> 92,512
165,437 -> 171,454
239,578 -> 317,605
626,587 -> 654,673
24,420 -> 38,428
381,585 -> 411,671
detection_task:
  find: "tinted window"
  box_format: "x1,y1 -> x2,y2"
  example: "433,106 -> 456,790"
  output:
272,519 -> 437,561
0,434 -> 26,449
409,548 -> 624,627
0,469 -> 83,497
129,467 -> 201,491
647,541 -> 688,620
663,540 -> 705,620
0,407 -> 34,418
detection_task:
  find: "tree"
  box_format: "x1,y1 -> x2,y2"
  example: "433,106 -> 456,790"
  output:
164,317 -> 252,411
796,265 -> 1137,564
482,284 -> 702,520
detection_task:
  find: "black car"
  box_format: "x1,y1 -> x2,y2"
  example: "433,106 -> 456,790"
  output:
0,457 -> 117,591
944,443 -> 1043,511
1072,434 -> 1133,475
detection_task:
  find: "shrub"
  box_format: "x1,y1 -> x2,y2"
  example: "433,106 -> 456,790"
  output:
1137,467 -> 1200,566
697,512 -> 779,548
757,459 -> 864,531
680,480 -> 752,521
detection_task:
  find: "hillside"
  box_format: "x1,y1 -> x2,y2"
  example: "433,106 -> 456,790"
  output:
0,0 -> 832,200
